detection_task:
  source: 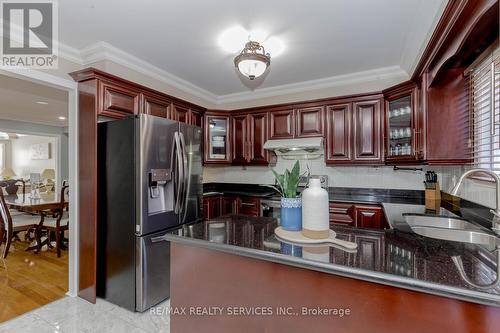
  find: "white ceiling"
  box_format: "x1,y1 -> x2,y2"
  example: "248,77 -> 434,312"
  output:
58,0 -> 446,102
0,75 -> 68,127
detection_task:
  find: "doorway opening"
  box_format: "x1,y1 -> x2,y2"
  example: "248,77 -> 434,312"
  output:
0,73 -> 75,322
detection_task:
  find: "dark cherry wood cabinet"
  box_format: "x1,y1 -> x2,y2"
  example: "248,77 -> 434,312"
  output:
204,113 -> 231,164
173,104 -> 190,123
383,82 -> 420,163
231,112 -> 269,166
142,92 -> 171,119
295,106 -> 324,137
237,196 -> 260,216
203,195 -> 221,220
329,201 -> 387,230
247,113 -> 269,164
189,108 -> 203,127
352,99 -> 383,164
325,96 -> 383,165
325,103 -> 352,163
205,195 -> 260,218
99,81 -> 140,118
221,196 -> 238,215
269,109 -> 294,139
231,115 -> 248,165
355,205 -> 386,229
329,202 -> 355,227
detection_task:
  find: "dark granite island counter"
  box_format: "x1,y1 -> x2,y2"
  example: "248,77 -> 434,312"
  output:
166,215 -> 500,333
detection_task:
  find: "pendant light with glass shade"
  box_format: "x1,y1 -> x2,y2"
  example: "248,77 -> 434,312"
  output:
234,41 -> 271,80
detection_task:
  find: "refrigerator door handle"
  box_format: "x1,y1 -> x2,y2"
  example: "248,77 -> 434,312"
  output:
179,132 -> 189,215
173,131 -> 184,214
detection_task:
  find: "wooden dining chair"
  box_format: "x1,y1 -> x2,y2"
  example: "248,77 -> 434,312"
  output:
41,184 -> 69,257
0,191 -> 43,259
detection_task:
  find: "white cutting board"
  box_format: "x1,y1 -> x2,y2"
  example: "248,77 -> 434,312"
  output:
275,227 -> 357,250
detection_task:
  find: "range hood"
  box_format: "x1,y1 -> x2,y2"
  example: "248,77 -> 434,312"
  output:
263,137 -> 324,160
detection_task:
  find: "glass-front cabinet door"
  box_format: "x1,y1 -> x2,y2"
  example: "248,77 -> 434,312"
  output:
384,83 -> 418,162
204,114 -> 231,163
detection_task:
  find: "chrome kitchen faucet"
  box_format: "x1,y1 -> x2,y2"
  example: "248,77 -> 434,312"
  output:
450,169 -> 500,235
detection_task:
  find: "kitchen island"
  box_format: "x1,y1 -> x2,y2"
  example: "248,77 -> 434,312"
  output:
166,213 -> 500,333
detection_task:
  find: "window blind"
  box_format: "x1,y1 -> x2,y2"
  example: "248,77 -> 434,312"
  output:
470,46 -> 500,173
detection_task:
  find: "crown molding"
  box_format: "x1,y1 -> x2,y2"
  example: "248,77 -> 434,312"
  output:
56,41 -> 409,108
215,66 -> 409,105
78,42 -> 218,104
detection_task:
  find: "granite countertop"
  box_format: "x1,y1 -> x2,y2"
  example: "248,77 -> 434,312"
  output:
167,212 -> 500,307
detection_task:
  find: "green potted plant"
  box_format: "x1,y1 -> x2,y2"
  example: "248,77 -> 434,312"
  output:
266,161 -> 303,231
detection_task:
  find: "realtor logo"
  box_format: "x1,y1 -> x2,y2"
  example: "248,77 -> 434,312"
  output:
1,0 -> 58,68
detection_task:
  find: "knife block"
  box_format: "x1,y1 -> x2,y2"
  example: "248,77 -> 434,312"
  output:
425,182 -> 441,211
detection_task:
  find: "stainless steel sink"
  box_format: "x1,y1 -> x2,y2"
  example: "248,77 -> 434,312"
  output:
404,215 -> 484,231
410,226 -> 500,249
404,214 -> 500,289
404,214 -> 500,250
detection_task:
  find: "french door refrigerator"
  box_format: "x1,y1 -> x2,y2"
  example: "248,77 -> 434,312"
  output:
97,114 -> 203,312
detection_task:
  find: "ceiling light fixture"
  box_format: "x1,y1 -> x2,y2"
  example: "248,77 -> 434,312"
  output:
58,116 -> 66,120
234,41 -> 271,80
36,101 -> 49,105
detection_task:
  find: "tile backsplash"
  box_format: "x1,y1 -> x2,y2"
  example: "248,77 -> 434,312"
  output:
203,159 -> 496,209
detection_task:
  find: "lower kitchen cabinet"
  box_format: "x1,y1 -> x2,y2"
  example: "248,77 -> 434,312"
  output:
204,195 -> 261,219
203,196 -> 221,220
355,205 -> 386,229
237,196 -> 260,216
329,202 -> 387,230
221,196 -> 238,215
329,203 -> 355,227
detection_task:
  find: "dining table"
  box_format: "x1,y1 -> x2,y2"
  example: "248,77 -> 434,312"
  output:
4,192 -> 67,213
4,192 -> 68,253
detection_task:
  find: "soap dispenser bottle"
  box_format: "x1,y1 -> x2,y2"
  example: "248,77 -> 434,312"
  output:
301,178 -> 329,239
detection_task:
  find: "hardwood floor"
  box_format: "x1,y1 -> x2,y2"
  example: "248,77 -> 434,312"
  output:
0,239 -> 68,323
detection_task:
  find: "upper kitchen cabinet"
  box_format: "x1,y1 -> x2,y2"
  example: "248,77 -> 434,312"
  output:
99,81 -> 141,119
189,108 -> 204,127
295,106 -> 324,137
269,109 -> 294,139
352,99 -> 383,163
231,114 -> 248,165
325,103 -> 352,163
204,113 -> 231,164
172,103 -> 190,123
232,112 -> 270,166
326,95 -> 383,165
141,92 -> 171,119
383,81 -> 419,163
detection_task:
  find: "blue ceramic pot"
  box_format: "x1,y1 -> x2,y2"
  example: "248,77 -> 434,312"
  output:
280,197 -> 302,231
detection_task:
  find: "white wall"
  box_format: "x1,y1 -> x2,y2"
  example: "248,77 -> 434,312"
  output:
0,119 -> 69,181
204,161 -> 496,209
10,135 -> 57,179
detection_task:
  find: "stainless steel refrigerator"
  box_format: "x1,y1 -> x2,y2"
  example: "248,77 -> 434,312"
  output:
97,114 -> 203,312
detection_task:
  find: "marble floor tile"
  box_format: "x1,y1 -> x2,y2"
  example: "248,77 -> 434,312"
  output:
107,300 -> 171,333
0,313 -> 60,333
0,296 -> 171,333
57,310 -> 149,333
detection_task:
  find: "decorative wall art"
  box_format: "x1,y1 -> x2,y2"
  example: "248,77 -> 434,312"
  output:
30,143 -> 51,160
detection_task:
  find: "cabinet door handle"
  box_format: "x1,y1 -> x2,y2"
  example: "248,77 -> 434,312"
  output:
241,202 -> 256,207
330,207 -> 349,214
